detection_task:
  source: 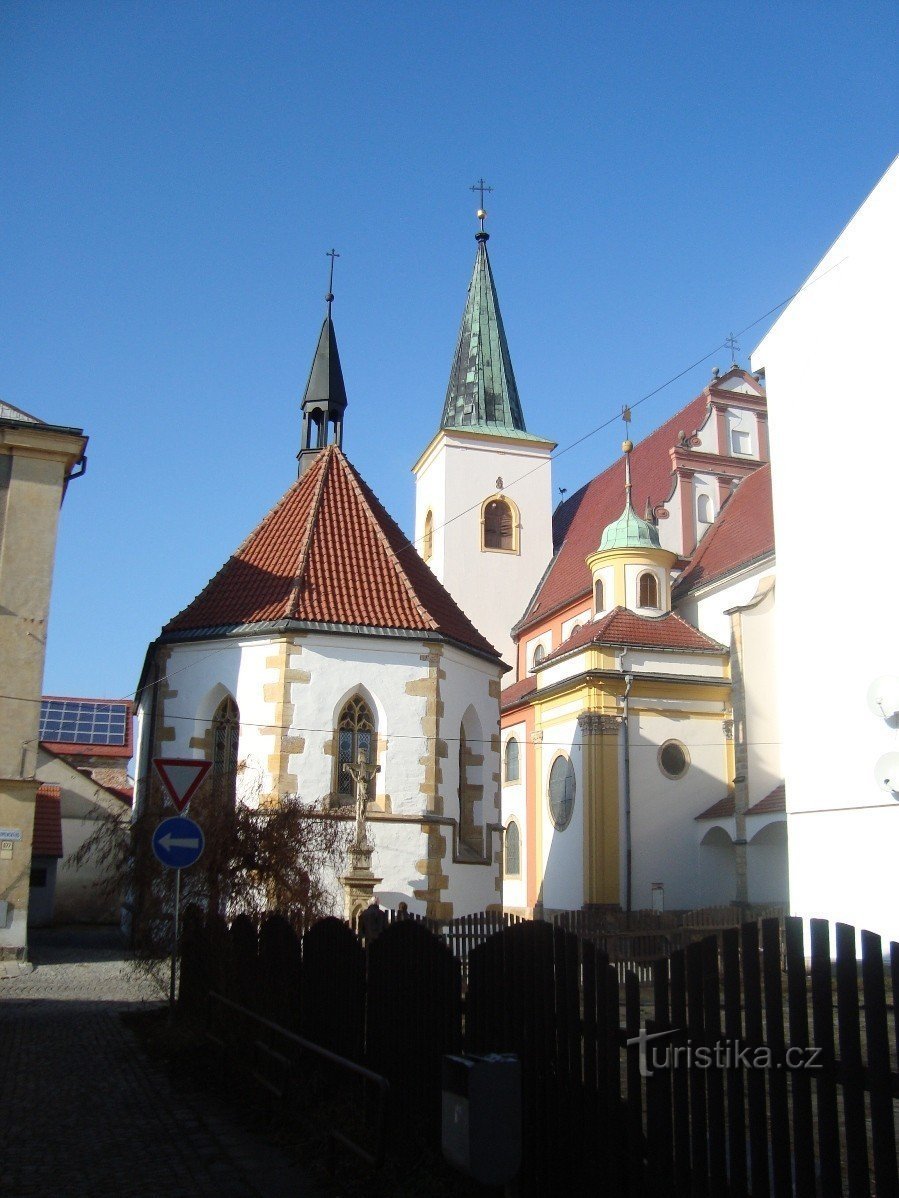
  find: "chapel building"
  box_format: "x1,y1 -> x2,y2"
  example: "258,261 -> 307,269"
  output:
133,300 -> 506,921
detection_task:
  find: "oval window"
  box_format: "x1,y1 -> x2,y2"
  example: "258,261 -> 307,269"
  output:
658,740 -> 690,779
548,755 -> 576,830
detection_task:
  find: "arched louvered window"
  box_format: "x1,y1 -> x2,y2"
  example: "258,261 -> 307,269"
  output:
336,695 -> 375,802
483,499 -> 514,551
505,737 -> 520,782
504,821 -> 521,876
211,696 -> 240,808
638,572 -> 659,609
594,578 -> 604,612
422,510 -> 434,562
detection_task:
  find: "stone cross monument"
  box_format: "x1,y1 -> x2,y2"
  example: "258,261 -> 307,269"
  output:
339,749 -> 382,922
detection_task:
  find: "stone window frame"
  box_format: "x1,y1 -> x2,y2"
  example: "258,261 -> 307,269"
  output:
211,695 -> 240,809
334,693 -> 377,806
658,738 -> 691,780
504,736 -> 520,783
480,493 -> 520,555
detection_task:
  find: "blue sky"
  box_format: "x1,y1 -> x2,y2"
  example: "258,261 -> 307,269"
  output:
3,2 -> 897,700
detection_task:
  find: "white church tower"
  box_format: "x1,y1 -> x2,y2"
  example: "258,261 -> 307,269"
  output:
412,204 -> 555,669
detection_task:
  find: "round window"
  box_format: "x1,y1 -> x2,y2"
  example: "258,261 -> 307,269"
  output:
548,755 -> 576,830
659,740 -> 690,779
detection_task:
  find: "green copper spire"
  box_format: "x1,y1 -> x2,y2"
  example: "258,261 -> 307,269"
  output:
440,226 -> 528,435
598,440 -> 662,550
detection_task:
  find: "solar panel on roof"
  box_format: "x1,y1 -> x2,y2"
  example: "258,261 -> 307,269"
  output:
39,700 -> 129,746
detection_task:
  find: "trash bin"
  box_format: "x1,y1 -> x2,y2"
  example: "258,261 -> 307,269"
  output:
442,1053 -> 522,1186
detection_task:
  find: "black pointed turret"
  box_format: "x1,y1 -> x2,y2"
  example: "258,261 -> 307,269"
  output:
297,314 -> 348,477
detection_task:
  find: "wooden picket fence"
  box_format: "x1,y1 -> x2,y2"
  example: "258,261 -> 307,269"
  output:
180,909 -> 898,1197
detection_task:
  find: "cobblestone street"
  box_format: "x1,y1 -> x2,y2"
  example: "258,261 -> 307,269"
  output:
0,927 -> 319,1197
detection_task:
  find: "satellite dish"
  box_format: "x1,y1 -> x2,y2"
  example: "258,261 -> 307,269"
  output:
867,676 -> 899,720
874,751 -> 899,793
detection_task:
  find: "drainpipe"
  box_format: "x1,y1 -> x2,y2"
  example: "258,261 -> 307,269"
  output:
622,671 -> 634,916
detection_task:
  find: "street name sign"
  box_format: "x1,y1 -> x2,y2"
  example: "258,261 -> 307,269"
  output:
152,816 -> 205,870
153,758 -> 211,812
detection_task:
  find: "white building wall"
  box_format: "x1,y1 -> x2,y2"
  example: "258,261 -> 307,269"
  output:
134,631 -> 502,919
538,714 -> 584,911
752,155 -> 899,941
414,430 -> 554,669
500,719 -> 527,911
626,710 -> 729,910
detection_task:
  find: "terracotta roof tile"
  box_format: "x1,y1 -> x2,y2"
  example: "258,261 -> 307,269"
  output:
674,464 -> 774,595
164,447 -> 500,662
542,607 -> 726,664
695,795 -> 735,820
748,783 -> 786,816
500,676 -> 537,711
33,787 -> 63,857
520,391 -> 710,632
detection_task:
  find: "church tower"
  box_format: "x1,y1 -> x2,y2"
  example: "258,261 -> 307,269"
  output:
412,201 -> 555,669
297,263 -> 348,478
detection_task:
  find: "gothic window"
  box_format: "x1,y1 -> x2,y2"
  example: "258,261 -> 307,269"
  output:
423,510 -> 434,562
532,643 -> 546,670
483,498 -> 514,551
336,694 -> 375,802
548,755 -> 576,831
638,572 -> 659,609
697,493 -> 713,524
505,737 -> 520,782
504,821 -> 521,876
211,696 -> 240,808
594,578 -> 605,612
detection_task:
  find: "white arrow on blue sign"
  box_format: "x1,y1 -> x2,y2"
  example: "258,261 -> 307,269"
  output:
152,816 -> 205,870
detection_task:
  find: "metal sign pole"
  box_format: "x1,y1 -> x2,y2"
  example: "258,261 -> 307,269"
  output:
169,866 -> 181,1015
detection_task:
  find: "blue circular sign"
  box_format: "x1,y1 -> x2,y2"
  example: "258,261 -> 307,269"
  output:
152,816 -> 205,870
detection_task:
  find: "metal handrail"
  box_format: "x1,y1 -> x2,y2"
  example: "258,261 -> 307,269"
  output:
207,990 -> 390,1170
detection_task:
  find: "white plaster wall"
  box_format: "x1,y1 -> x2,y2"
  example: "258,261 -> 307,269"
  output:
591,566 -> 614,615
414,431 -> 554,669
135,631 -> 502,919
747,819 -> 788,904
413,443 -> 447,584
623,650 -> 726,680
677,563 -> 775,650
626,711 -> 729,909
657,485 -> 684,555
539,717 -> 584,911
726,409 -> 756,458
501,720 -> 527,911
740,584 -> 781,807
752,155 -> 899,940
691,472 -> 717,548
561,610 -> 591,641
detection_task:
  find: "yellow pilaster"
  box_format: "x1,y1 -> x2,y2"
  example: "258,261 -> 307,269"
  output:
578,710 -> 622,904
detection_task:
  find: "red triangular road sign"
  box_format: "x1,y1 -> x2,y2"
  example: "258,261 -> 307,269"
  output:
153,758 -> 212,812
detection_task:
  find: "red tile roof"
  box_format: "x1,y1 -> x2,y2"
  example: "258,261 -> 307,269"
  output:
500,676 -> 538,711
542,607 -> 726,664
164,446 -> 500,662
695,795 -> 735,820
748,783 -> 786,816
519,391 -> 710,633
674,464 -> 774,595
33,786 -> 63,858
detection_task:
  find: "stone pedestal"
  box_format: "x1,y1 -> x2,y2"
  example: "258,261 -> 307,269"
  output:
340,837 -> 382,924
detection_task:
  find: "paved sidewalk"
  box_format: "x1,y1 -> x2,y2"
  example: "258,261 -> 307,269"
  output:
0,927 -> 320,1197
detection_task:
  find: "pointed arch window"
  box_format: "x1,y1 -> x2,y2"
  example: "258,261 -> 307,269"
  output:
505,736 -> 520,782
504,821 -> 521,876
483,498 -> 515,552
594,578 -> 605,612
336,695 -> 375,802
211,696 -> 240,808
638,572 -> 659,609
422,510 -> 434,562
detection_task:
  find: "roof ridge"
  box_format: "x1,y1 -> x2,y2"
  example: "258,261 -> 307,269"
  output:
285,445 -> 334,619
335,452 -> 440,632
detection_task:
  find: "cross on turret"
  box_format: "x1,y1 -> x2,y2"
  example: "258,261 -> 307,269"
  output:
470,178 -> 493,231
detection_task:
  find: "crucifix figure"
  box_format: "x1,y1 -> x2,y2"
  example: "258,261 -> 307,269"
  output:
470,178 -> 493,231
343,748 -> 380,849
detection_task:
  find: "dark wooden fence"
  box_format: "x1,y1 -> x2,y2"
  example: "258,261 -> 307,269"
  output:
180,911 -> 898,1197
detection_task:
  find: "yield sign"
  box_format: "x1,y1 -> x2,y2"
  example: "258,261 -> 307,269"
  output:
153,757 -> 211,812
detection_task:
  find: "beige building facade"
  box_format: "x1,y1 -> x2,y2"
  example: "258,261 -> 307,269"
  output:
0,402 -> 87,961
